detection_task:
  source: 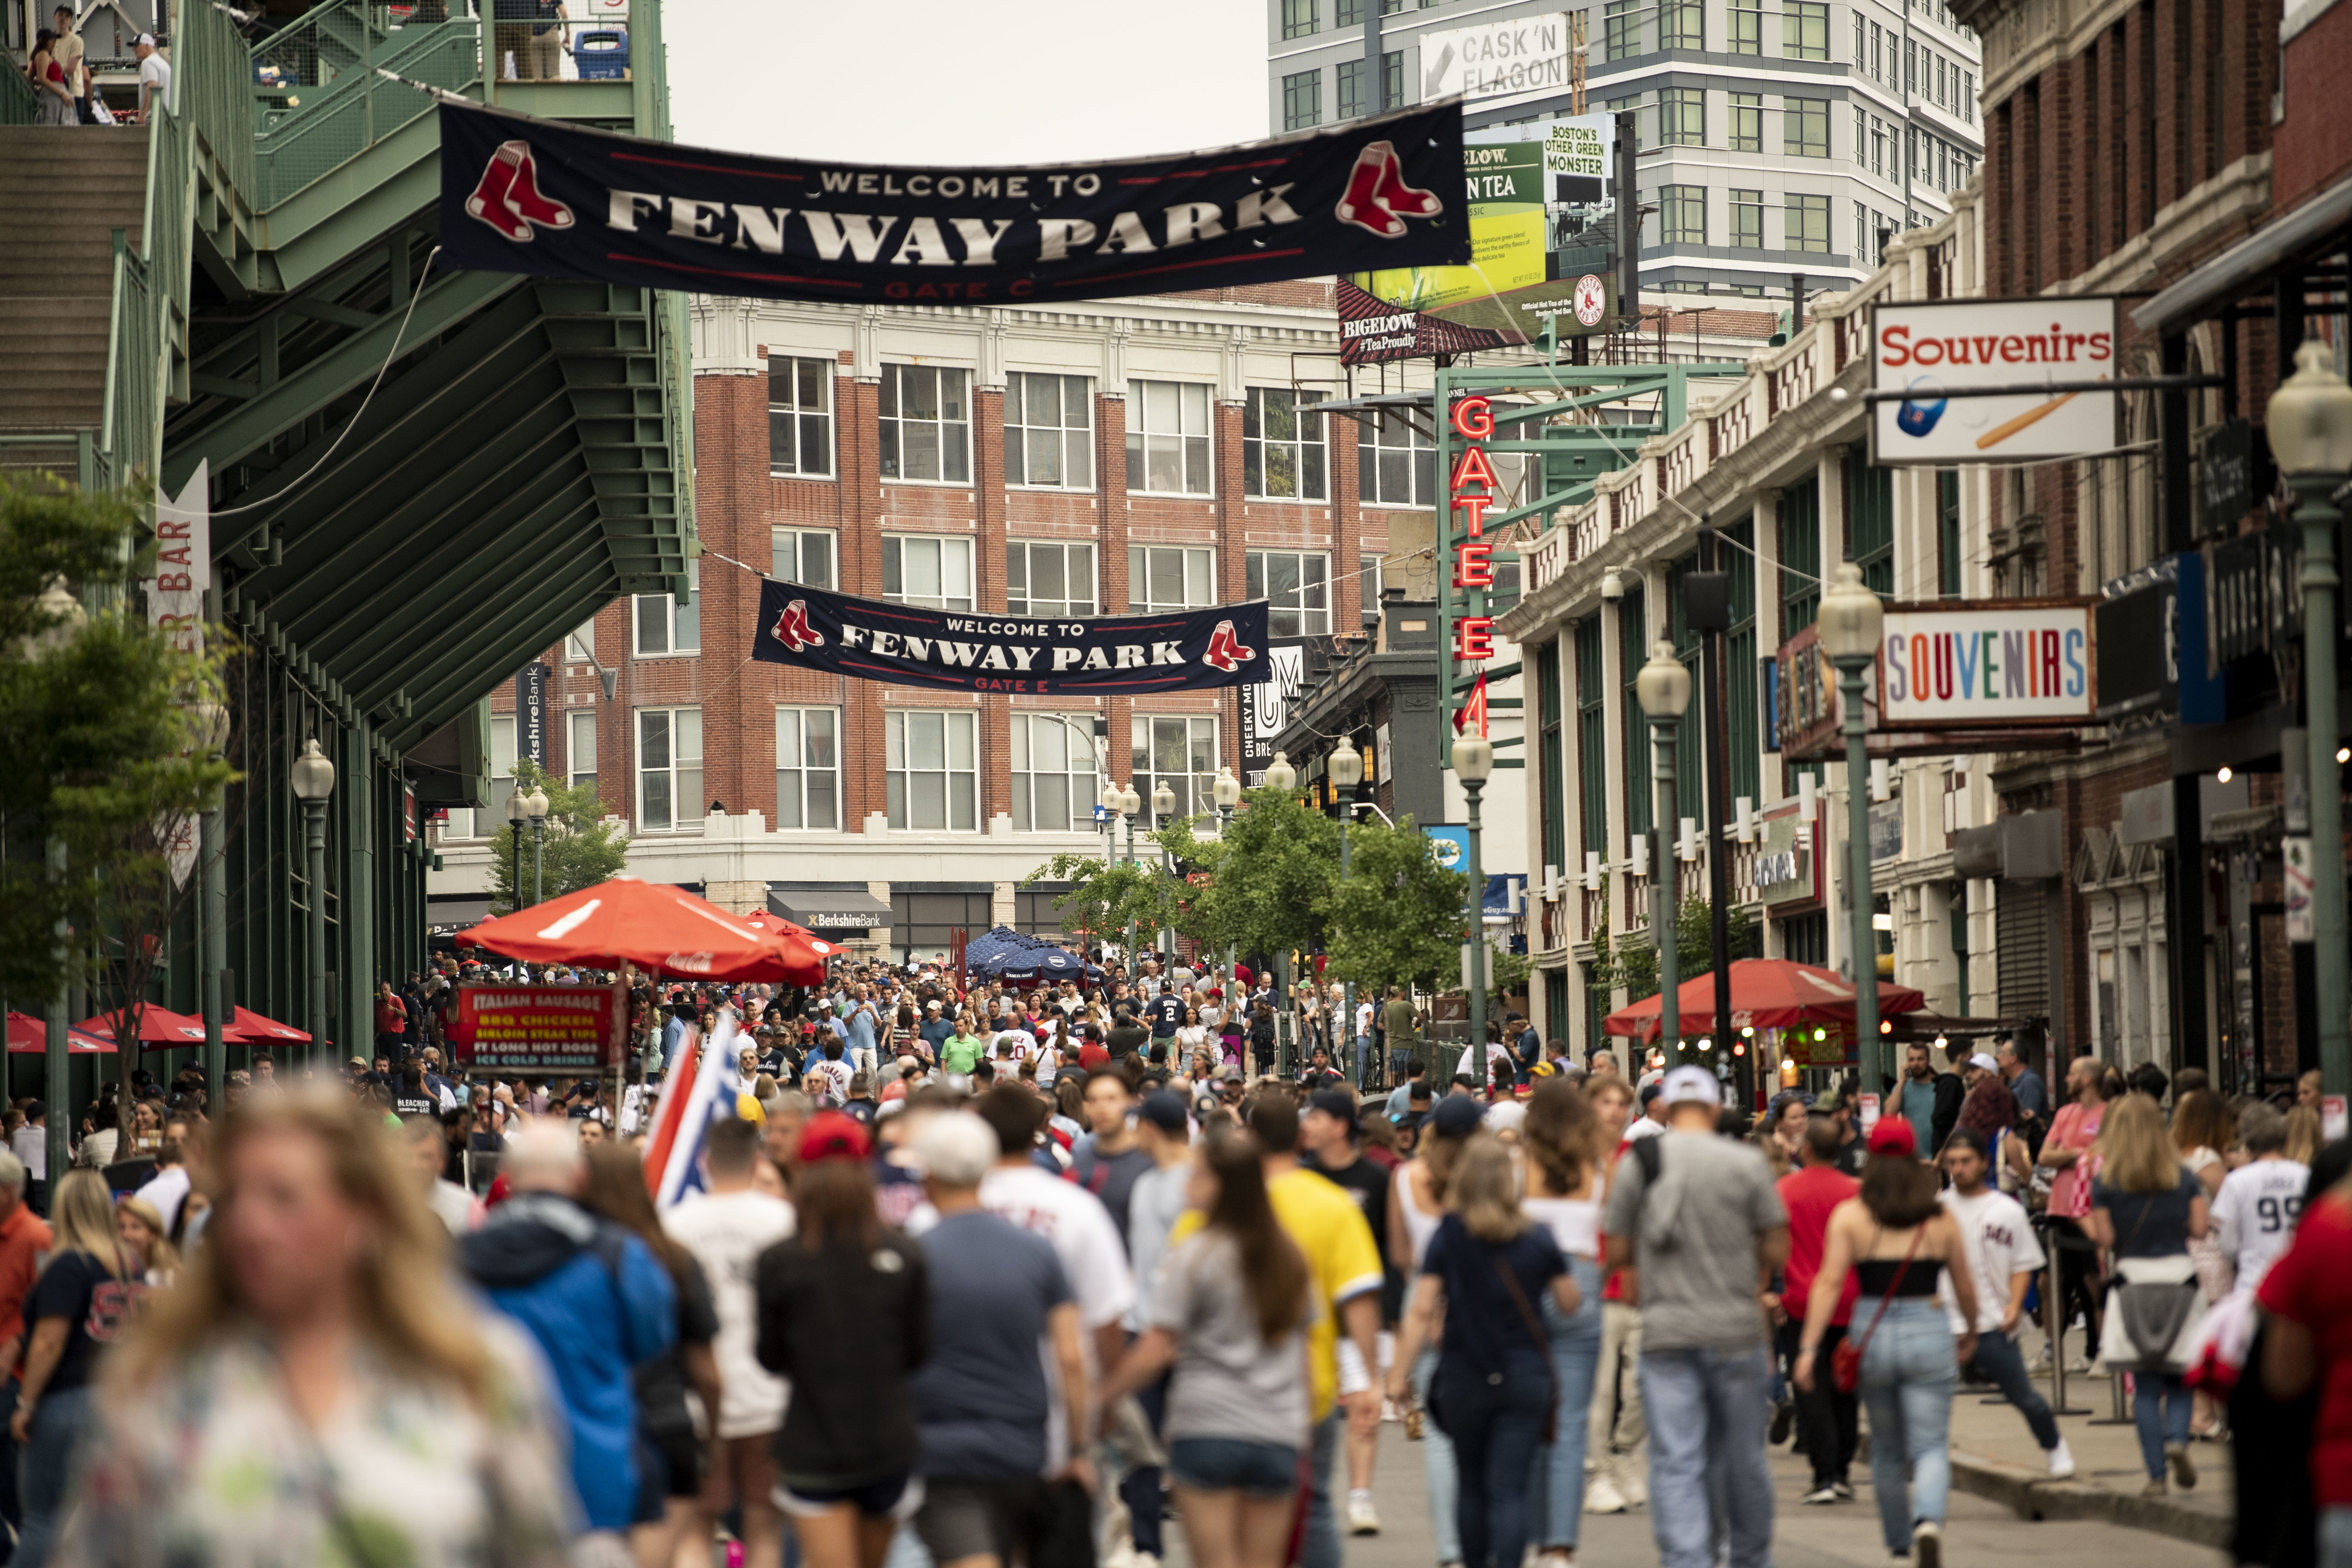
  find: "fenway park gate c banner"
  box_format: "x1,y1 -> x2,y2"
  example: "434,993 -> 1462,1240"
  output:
436,99 -> 1468,303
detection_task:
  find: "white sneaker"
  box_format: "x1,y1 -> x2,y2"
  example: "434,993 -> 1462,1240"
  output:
1617,1460 -> 1648,1509
2046,1439 -> 2076,1480
1913,1520 -> 1942,1568
1584,1467 -> 1628,1515
1347,1493 -> 1380,1536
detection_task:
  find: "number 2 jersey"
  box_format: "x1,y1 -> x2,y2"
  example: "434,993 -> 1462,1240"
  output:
2211,1157 -> 2311,1293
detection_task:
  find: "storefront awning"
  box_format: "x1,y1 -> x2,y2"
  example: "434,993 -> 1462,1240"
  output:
2133,176 -> 2352,336
767,885 -> 894,933
426,896 -> 494,935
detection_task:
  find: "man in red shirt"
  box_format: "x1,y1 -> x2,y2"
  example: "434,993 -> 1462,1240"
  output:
2260,1176 -> 2352,1567
0,1149 -> 55,1549
1075,1025 -> 1110,1072
1777,1113 -> 1860,1505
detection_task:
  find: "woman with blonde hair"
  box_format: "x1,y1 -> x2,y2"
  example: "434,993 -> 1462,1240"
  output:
1389,1134 -> 1578,1568
2088,1090 -> 2210,1497
2284,1104 -> 2323,1166
55,1088 -> 578,1566
115,1195 -> 179,1286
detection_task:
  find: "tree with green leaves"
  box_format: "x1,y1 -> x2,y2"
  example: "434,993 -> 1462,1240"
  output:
1165,788 -> 1340,965
1589,884 -> 1759,1004
1020,841 -> 1191,955
1321,813 -> 1471,996
488,758 -> 632,914
1485,945 -> 1534,1011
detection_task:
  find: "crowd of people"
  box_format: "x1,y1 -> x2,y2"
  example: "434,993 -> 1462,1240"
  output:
1,938 -> 2348,1568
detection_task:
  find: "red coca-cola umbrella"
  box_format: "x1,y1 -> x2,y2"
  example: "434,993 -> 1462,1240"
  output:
1602,958 -> 1925,1044
6,1012 -> 118,1054
459,876 -> 836,984
75,1006 -> 212,1048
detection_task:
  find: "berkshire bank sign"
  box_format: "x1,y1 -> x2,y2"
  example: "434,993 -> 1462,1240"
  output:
437,99 -> 1469,304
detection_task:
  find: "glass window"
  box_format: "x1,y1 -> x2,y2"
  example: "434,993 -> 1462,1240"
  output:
1337,0 -> 1361,22
1962,72 -> 1974,122
1011,713 -> 1100,833
1783,97 -> 1829,158
1852,459 -> 1895,596
567,709 -> 597,794
1618,583 -> 1650,836
1282,68 -> 1321,129
564,621 -> 594,662
1730,188 -> 1764,249
1658,86 -> 1703,146
1604,0 -> 1641,59
1360,553 -> 1384,610
1381,49 -> 1401,109
886,710 -> 977,832
881,535 -> 975,612
1729,92 -> 1762,152
1281,0 -> 1317,38
1659,0 -> 1700,49
1939,470 -> 1963,596
878,364 -> 971,484
1729,0 -> 1760,52
1780,476 -> 1820,634
1575,617 -> 1605,855
1337,57 -> 1366,119
488,713 -> 516,832
1785,192 -> 1829,252
1125,380 -> 1213,496
1358,407 -> 1435,506
767,355 -> 833,478
1723,516 -> 1760,807
1246,550 -> 1331,637
1004,372 -> 1094,489
1870,21 -> 1883,78
1856,202 -> 1875,265
633,560 -> 699,657
1659,183 -> 1705,245
1007,541 -> 1097,618
1243,387 -> 1328,500
1853,105 -> 1868,166
1128,546 -> 1215,613
636,707 -> 703,834
1783,0 -> 1827,59
774,707 -> 840,830
771,528 -> 836,591
1131,714 -> 1220,827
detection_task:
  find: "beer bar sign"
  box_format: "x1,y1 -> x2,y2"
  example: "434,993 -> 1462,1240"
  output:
1877,603 -> 2096,726
452,984 -> 629,1074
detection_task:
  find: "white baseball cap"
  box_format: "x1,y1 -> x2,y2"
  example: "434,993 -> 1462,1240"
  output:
1967,1052 -> 1999,1073
1661,1065 -> 1722,1108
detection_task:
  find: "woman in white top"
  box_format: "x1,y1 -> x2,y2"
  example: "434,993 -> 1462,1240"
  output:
1388,1097 -> 1482,1568
1175,1007 -> 1210,1065
1519,1079 -> 1606,1568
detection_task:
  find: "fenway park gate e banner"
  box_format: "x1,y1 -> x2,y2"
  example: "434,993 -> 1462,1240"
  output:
436,99 -> 1468,303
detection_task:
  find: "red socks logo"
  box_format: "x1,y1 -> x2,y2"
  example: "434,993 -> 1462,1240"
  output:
1334,140 -> 1444,239
1201,620 -> 1256,673
466,139 -> 575,242
770,599 -> 826,653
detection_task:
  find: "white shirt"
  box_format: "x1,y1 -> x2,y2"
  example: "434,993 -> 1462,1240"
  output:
138,51 -> 170,109
666,1188 -> 798,1439
2210,1158 -> 2310,1293
133,1163 -> 191,1235
1356,1001 -> 1375,1037
803,1057 -> 852,1106
1939,1186 -> 2044,1334
10,1125 -> 45,1182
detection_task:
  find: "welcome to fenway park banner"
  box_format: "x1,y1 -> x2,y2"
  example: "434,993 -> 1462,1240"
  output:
436,99 -> 1469,304
753,579 -> 1271,696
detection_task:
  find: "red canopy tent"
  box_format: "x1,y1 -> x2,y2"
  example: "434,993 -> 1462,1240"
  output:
223,1007 -> 311,1045
74,1007 -> 211,1048
6,1012 -> 118,1054
1602,958 -> 1925,1045
459,877 -> 836,984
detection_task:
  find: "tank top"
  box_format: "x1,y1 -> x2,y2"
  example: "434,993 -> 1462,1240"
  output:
1855,1253 -> 1940,1297
1522,1194 -> 1601,1261
1394,1161 -> 1442,1266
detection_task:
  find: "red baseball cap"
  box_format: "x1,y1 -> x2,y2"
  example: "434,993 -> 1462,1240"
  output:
1866,1118 -> 1918,1158
797,1110 -> 872,1164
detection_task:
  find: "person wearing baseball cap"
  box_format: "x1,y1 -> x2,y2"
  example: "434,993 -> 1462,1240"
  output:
1602,1064 -> 1788,1568
1792,1108 -> 1983,1568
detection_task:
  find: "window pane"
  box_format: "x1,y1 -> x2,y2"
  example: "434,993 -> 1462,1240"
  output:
1036,718 -> 1066,770
1247,553 -> 1265,601
1147,433 -> 1182,493
1269,551 -> 1301,603
570,711 -> 597,774
804,533 -> 833,590
1036,773 -> 1067,831
1187,549 -> 1212,605
950,772 -> 975,832
805,709 -> 836,769
1072,544 -> 1095,612
1034,545 -> 1066,606
775,765 -> 803,828
1184,437 -> 1210,493
643,771 -> 673,833
1145,380 -> 1177,433
1030,421 -> 1061,484
1150,548 -> 1181,605
676,708 -> 701,761
639,710 -> 670,769
674,587 -> 700,652
886,714 -> 904,770
1004,426 -> 1026,486
1182,383 -> 1207,429
908,539 -> 941,601
1066,427 -> 1091,490
947,712 -> 975,770
906,422 -> 941,481
910,711 -> 946,770
1007,543 -> 1028,606
636,595 -> 667,654
799,359 -> 826,409
809,771 -> 837,830
912,771 -> 946,830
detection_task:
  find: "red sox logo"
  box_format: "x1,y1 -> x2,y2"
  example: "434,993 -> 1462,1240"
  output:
1201,620 -> 1255,673
770,599 -> 826,653
1334,140 -> 1445,239
465,139 -> 575,242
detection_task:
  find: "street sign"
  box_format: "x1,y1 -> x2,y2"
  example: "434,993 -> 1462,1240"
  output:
1424,825 -> 1470,871
1877,601 -> 2096,726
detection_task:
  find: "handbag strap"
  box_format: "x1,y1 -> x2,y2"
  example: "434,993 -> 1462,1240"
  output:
1850,1225 -> 1926,1362
1494,1249 -> 1561,1414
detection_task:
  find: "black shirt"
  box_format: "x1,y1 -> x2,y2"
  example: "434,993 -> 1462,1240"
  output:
756,1233 -> 930,1486
25,1249 -> 143,1394
636,1256 -> 719,1439
1145,995 -> 1184,1038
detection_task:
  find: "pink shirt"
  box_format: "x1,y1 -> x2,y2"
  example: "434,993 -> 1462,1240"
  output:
2046,1099 -> 2105,1218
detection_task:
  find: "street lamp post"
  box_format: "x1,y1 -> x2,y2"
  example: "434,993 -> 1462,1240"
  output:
1635,641 -> 1692,1054
1152,780 -> 1177,969
291,737 -> 338,1073
506,786 -> 528,914
523,784 -> 552,907
1452,732 -> 1495,1088
1119,784 -> 1142,971
1330,740 -> 1365,1087
194,699 -> 231,1110
1214,765 -> 1242,991
2267,339 -> 2352,1096
1265,751 -> 1297,1073
1818,563 -> 1887,1097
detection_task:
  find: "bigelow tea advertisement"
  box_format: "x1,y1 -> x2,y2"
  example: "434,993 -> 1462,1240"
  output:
1870,297 -> 2121,464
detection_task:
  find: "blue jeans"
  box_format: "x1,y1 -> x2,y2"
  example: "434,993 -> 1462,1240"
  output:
2322,1504 -> 2352,1568
1121,1371 -> 1170,1557
1859,1299 -> 1956,1556
1302,1412 -> 1340,1568
2132,1371 -> 2190,1479
15,1386 -> 93,1568
1963,1328 -> 2059,1450
1168,1439 -> 1299,1498
1436,1357 -> 1552,1568
1534,1258 -> 1603,1550
1639,1345 -> 1775,1568
1412,1343 -> 1462,1564
1355,1034 -> 1372,1087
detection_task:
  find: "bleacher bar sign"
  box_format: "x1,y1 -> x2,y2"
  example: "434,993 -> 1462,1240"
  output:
1877,602 -> 2096,726
751,579 -> 1271,696
437,99 -> 1466,305
1869,297 -> 2121,465
452,984 -> 628,1074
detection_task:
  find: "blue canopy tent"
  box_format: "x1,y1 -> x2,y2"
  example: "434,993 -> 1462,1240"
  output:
960,925 -> 1093,984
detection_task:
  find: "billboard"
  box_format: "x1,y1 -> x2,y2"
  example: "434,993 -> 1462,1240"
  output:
1239,640 -> 1309,785
1878,603 -> 2096,726
1419,13 -> 1572,103
1870,297 -> 2120,464
451,984 -> 629,1075
1345,119 -> 1616,354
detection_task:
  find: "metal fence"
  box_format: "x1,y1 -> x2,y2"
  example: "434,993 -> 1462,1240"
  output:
250,16 -> 482,208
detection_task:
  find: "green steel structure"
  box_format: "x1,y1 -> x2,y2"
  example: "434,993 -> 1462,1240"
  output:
2,0 -> 692,1069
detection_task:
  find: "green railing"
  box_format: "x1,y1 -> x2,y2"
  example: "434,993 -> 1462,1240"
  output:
249,0 -> 393,129
99,226 -> 158,491
251,18 -> 480,208
184,0 -> 259,211
0,59 -> 39,124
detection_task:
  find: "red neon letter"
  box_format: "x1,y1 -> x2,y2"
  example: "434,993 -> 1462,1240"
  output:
1454,616 -> 1495,661
1450,445 -> 1498,493
1454,494 -> 1491,537
1451,394 -> 1494,441
1454,541 -> 1494,588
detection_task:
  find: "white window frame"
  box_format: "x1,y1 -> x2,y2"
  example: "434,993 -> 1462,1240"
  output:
878,363 -> 972,485
567,709 -> 597,794
1007,540 -> 1097,618
1242,387 -> 1328,502
635,706 -> 703,834
1010,713 -> 1100,833
774,706 -> 841,831
1125,379 -> 1213,496
882,534 -> 976,612
768,355 -> 835,479
1131,714 -> 1220,828
1127,545 -> 1216,614
771,527 -> 837,591
1004,371 -> 1095,490
1247,550 -> 1332,637
564,621 -> 594,663
1359,553 -> 1384,611
1357,409 -> 1435,507
633,560 -> 700,658
481,713 -> 517,838
886,709 -> 979,833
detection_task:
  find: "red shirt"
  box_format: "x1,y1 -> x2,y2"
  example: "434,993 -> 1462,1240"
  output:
1077,1042 -> 1110,1071
375,996 -> 406,1035
0,1202 -> 56,1368
2259,1190 -> 2352,1505
1778,1164 -> 1861,1328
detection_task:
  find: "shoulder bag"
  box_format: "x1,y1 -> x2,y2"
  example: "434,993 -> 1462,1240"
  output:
1833,1226 -> 1924,1395
1493,1251 -> 1561,1445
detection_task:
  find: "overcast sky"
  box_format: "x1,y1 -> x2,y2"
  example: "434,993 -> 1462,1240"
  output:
664,0 -> 1269,164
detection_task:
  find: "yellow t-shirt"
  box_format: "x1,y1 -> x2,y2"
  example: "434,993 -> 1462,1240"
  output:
1169,1164 -> 1384,1422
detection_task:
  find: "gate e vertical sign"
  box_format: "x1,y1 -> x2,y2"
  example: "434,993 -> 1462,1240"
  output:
1449,393 -> 1498,736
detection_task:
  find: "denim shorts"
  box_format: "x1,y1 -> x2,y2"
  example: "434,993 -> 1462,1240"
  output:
1167,1437 -> 1300,1499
